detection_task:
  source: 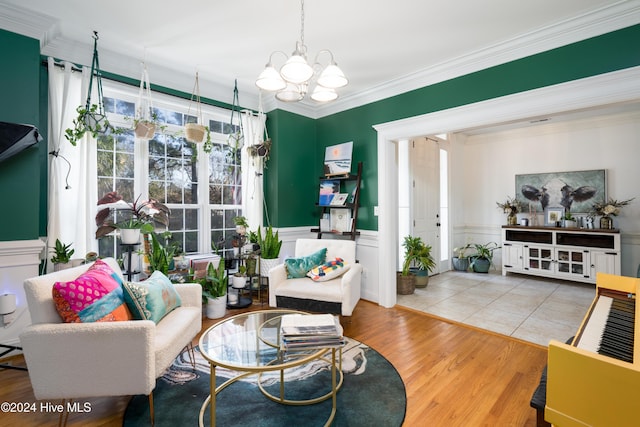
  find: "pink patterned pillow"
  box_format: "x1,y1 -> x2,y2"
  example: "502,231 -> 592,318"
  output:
52,259 -> 132,323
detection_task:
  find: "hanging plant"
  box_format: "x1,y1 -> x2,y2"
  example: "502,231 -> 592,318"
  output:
126,63 -> 165,140
228,79 -> 244,161
247,95 -> 271,166
185,71 -> 212,152
65,31 -> 121,146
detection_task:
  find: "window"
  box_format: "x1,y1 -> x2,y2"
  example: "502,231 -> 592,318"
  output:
96,80 -> 243,260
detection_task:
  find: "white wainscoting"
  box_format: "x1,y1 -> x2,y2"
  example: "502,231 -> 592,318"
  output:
0,239 -> 45,350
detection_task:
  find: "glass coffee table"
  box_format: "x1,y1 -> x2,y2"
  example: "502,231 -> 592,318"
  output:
198,309 -> 344,427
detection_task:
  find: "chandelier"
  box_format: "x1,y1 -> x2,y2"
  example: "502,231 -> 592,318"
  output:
255,0 -> 348,102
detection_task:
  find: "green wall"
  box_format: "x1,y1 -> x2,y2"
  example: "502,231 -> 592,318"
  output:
0,29 -> 43,241
303,24 -> 640,231
2,24 -> 640,240
264,110 -> 317,227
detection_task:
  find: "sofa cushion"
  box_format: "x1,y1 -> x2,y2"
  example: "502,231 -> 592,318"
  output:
284,247 -> 327,279
52,259 -> 132,323
123,271 -> 182,324
307,257 -> 351,282
273,277 -> 344,303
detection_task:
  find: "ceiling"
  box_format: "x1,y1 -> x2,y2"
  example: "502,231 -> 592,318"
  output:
1,0 -> 639,120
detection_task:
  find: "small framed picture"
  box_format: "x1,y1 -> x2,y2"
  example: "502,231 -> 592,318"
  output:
544,207 -> 564,226
330,193 -> 348,206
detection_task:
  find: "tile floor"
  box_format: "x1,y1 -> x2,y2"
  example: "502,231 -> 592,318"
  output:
396,270 -> 596,347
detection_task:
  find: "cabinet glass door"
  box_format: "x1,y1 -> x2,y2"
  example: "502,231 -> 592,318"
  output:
527,247 -> 553,272
556,249 -> 588,278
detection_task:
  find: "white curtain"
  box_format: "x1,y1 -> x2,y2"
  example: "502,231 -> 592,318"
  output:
47,57 -> 98,271
240,109 -> 267,231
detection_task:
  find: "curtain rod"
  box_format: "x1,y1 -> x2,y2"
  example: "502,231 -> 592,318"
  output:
41,58 -> 83,73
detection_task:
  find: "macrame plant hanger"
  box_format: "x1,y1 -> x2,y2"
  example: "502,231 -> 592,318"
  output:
86,31 -> 108,129
134,62 -> 156,140
228,79 -> 244,153
185,71 -> 208,147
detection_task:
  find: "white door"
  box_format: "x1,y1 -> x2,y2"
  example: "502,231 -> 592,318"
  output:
410,137 -> 440,275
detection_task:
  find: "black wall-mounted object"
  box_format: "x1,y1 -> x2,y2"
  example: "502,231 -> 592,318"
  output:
0,121 -> 42,163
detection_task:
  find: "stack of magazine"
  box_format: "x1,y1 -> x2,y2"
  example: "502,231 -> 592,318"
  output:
280,313 -> 345,350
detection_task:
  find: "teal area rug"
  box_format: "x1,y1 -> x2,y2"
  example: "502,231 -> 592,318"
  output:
124,338 -> 406,426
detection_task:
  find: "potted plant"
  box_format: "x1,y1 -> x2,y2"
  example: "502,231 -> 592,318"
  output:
410,242 -> 436,288
147,232 -> 175,275
232,265 -> 247,289
64,32 -> 121,146
233,215 -> 249,235
198,259 -> 228,319
94,192 -> 170,242
452,244 -> 472,271
184,71 -> 213,152
51,239 -> 75,271
469,242 -> 501,273
257,225 -> 282,277
562,211 -> 577,228
397,236 -> 434,293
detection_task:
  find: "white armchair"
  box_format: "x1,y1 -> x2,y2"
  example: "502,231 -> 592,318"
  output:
19,258 -> 202,424
268,239 -> 362,316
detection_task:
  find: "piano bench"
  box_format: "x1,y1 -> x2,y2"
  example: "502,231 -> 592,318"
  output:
529,336 -> 574,427
529,366 -> 550,427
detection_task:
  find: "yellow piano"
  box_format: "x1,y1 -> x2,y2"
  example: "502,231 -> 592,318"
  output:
546,272 -> 640,427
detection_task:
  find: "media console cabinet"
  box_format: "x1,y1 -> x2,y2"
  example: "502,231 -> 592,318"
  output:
501,226 -> 620,284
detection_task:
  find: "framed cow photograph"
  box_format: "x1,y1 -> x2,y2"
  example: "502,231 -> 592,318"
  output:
515,169 -> 606,214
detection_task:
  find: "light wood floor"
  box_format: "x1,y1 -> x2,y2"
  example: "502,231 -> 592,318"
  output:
0,301 -> 547,426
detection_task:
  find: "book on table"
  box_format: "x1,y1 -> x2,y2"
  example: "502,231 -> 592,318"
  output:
280,313 -> 344,350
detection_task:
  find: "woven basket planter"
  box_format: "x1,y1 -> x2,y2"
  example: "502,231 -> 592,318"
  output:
134,121 -> 156,139
185,123 -> 206,143
396,272 -> 415,295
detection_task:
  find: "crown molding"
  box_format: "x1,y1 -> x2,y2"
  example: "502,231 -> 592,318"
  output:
2,1 -> 639,118
311,0 -> 640,118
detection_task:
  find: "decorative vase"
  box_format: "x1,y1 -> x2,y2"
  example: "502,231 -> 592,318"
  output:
260,257 -> 280,278
507,213 -> 517,226
206,297 -> 226,319
600,215 -> 613,229
120,228 -> 141,244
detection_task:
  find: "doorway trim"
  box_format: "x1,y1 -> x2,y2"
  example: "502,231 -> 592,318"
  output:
373,66 -> 640,308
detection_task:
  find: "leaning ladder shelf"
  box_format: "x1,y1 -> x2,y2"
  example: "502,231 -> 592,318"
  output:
311,161 -> 362,240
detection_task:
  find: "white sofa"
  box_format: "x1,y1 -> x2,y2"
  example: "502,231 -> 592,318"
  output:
268,239 -> 362,316
19,258 -> 202,423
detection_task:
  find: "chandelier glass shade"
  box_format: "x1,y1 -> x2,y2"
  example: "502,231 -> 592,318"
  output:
255,0 -> 347,103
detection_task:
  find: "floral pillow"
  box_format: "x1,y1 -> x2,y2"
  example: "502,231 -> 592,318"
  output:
122,271 -> 182,324
307,257 -> 351,282
52,259 -> 132,323
284,248 -> 327,279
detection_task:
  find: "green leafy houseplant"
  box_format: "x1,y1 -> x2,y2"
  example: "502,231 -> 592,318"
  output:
469,242 -> 501,273
94,192 -> 170,238
452,244 -> 472,271
65,104 -> 121,146
257,225 -> 282,259
147,232 -> 175,275
401,236 -> 435,275
198,259 -> 228,302
50,239 -> 74,264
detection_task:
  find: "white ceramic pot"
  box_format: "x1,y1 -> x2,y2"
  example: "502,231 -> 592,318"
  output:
260,257 -> 280,277
120,228 -> 141,244
232,275 -> 247,289
206,297 -> 226,319
53,262 -> 72,272
227,290 -> 238,304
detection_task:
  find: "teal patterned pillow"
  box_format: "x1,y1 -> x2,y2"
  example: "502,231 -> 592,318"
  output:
122,271 -> 182,323
284,248 -> 327,279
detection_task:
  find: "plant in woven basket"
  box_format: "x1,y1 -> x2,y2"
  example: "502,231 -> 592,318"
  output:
184,71 -> 213,152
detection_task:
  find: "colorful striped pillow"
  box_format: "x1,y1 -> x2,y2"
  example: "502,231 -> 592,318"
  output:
306,257 -> 351,282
